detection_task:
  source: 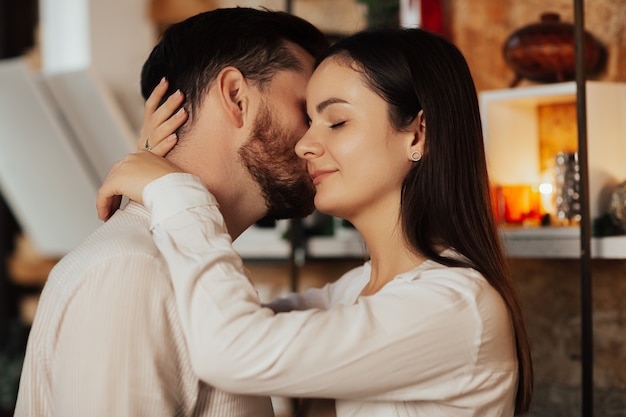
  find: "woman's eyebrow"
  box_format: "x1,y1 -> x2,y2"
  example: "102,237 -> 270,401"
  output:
315,97 -> 348,114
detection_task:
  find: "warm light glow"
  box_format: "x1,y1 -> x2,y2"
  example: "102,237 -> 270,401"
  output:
539,182 -> 553,195
538,182 -> 555,216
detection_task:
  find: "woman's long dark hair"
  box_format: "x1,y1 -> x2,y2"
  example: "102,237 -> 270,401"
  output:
319,28 -> 533,414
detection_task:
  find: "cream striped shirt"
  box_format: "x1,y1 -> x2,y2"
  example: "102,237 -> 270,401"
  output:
14,202 -> 273,417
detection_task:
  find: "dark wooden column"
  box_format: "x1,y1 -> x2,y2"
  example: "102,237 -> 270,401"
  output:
0,0 -> 38,320
0,0 -> 38,58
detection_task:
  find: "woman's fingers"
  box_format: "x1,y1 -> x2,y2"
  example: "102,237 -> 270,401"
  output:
143,77 -> 169,120
145,133 -> 178,156
97,195 -> 122,221
138,78 -> 188,153
139,78 -> 169,148
147,90 -> 186,145
144,105 -> 187,156
96,159 -> 125,221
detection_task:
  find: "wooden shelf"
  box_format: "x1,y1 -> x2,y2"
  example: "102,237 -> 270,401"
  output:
501,226 -> 626,259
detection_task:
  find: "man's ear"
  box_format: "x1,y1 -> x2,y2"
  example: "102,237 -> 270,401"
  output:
216,67 -> 249,128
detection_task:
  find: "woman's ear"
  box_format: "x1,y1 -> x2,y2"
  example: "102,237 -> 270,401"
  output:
407,109 -> 426,160
216,67 -> 249,128
417,109 -> 426,135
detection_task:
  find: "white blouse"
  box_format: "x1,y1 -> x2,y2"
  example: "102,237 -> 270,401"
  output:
144,173 -> 519,417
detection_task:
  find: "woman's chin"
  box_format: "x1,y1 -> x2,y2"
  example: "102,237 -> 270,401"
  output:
313,197 -> 343,219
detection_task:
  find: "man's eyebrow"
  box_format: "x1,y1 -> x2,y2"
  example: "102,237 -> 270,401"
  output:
316,98 -> 348,114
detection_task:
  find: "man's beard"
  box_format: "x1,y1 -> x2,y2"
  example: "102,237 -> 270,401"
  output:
238,103 -> 315,220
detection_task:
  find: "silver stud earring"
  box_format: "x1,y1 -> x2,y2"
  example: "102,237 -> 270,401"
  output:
410,150 -> 422,162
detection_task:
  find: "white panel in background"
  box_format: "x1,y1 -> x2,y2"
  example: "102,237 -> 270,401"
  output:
0,58 -> 101,256
400,0 -> 421,28
45,68 -> 135,181
39,0 -> 90,74
0,58 -> 136,257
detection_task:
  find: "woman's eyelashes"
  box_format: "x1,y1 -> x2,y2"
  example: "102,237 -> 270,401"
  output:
305,115 -> 346,129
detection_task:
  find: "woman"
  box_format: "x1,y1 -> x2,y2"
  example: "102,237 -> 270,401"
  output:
98,28 -> 533,415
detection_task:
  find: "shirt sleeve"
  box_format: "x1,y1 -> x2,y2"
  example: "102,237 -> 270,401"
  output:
144,173 -> 517,401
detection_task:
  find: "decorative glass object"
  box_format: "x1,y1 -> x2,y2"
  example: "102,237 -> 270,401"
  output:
554,152 -> 581,225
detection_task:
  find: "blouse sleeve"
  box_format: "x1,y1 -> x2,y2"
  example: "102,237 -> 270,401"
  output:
143,173 -> 517,401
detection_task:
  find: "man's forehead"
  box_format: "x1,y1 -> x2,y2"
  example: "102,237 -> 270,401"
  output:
284,41 -> 316,74
266,46 -> 314,93
265,69 -> 309,107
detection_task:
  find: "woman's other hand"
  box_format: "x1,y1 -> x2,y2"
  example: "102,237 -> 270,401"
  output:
98,78 -> 188,220
96,151 -> 183,221
140,77 -> 188,155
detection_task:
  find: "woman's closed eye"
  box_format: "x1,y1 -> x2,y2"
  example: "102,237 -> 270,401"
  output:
330,121 -> 346,129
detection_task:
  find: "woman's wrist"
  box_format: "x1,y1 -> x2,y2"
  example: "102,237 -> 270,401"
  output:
144,173 -> 218,228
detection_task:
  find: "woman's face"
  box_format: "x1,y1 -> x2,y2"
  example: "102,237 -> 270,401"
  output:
296,57 -> 416,223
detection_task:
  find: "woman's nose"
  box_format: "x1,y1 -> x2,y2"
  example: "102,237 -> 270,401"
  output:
295,129 -> 322,159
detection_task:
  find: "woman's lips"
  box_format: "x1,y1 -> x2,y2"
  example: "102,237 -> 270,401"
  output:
310,170 -> 336,186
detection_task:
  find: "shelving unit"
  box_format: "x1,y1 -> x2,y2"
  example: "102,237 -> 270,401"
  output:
480,81 -> 626,259
234,217 -> 366,261
501,226 -> 626,258
306,228 -> 366,259
233,221 -> 292,260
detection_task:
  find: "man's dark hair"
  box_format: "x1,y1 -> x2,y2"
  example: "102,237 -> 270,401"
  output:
140,7 -> 329,128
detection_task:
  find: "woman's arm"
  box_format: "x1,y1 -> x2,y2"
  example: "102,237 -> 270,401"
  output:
144,173 -> 517,401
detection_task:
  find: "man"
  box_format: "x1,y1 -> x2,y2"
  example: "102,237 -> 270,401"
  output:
14,8 -> 328,416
